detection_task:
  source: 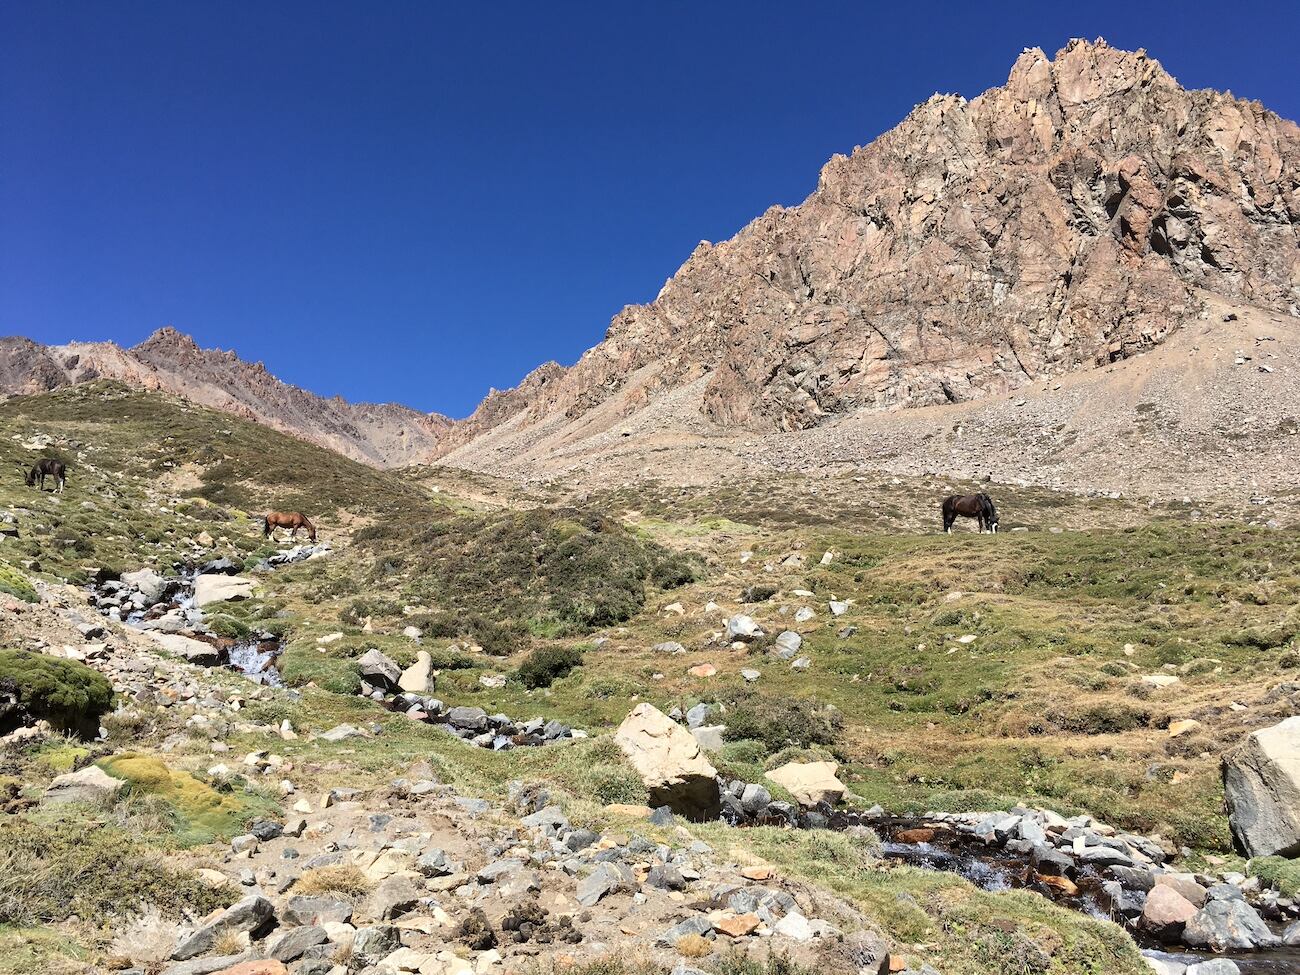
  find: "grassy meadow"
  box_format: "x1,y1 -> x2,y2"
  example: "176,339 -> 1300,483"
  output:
0,381 -> 1293,973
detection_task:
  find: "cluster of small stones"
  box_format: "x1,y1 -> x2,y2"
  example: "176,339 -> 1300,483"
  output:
89,566 -> 185,624
356,648 -> 579,752
123,777 -> 882,975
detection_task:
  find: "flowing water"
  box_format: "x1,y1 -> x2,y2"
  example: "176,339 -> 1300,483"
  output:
110,566 -> 285,685
867,818 -> 1300,974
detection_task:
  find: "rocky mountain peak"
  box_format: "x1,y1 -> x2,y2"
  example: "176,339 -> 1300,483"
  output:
435,38 -> 1299,462
134,325 -> 201,356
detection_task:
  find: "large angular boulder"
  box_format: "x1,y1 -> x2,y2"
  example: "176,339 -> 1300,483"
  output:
172,895 -> 275,960
1223,716 -> 1300,857
41,765 -> 125,806
357,648 -> 401,692
398,650 -> 434,693
766,761 -> 847,806
1182,898 -> 1279,951
193,573 -> 255,607
146,631 -> 221,665
614,703 -> 719,820
121,568 -> 169,604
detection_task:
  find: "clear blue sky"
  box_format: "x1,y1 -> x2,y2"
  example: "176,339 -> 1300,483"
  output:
3,1 -> 1297,418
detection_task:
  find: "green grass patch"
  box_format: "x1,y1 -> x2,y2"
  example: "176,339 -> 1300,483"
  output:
0,815 -> 231,924
98,753 -> 274,846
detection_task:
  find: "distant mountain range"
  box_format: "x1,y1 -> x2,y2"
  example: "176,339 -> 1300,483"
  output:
3,39 -> 1296,470
0,328 -> 451,467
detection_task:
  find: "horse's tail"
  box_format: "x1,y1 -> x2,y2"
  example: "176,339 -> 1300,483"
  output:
262,515 -> 271,536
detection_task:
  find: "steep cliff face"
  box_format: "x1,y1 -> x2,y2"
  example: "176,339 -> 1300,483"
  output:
442,39 -> 1299,452
0,329 -> 451,467
2,41 -> 1296,470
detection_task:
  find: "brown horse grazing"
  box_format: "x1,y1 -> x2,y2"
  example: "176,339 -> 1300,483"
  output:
942,493 -> 999,534
25,459 -> 68,493
263,511 -> 317,542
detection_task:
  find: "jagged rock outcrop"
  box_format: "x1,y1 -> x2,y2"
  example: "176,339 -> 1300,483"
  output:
439,38 -> 1299,455
2,41 -> 1296,473
0,329 -> 451,467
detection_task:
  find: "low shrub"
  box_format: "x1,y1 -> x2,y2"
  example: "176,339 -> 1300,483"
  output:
293,865 -> 373,898
649,553 -> 702,589
1045,701 -> 1151,734
0,650 -> 113,736
720,691 -> 843,753
516,645 -> 584,689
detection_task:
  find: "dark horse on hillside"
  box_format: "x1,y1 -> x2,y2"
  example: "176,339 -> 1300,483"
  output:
263,511 -> 317,542
942,493 -> 1000,534
25,459 -> 68,493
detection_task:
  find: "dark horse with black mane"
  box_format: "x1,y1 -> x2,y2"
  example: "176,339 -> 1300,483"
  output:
942,493 -> 999,534
25,459 -> 68,493
263,511 -> 317,542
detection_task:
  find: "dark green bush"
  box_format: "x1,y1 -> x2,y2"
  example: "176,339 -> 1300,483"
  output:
650,553 -> 701,589
357,508 -> 695,639
0,650 -> 113,736
1046,701 -> 1151,734
720,691 -> 843,753
516,645 -> 585,689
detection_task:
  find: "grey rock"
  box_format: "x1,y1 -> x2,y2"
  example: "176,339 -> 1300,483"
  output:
1223,716 -> 1300,857
1077,845 -> 1134,869
773,631 -> 802,658
521,806 -> 569,831
160,956 -> 247,975
577,861 -> 635,906
685,702 -> 712,728
647,863 -> 686,890
171,895 -> 274,961
269,924 -> 328,962
657,914 -> 714,946
371,874 -> 420,919
416,848 -> 451,877
448,706 -> 489,731
565,829 -> 599,851
282,895 -> 353,926
725,615 -> 764,641
478,858 -> 525,883
1182,898 -> 1280,951
357,649 -> 401,691
1030,844 -> 1073,877
351,925 -> 401,963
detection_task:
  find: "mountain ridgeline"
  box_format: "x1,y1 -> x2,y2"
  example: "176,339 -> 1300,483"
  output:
2,40 -> 1296,468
